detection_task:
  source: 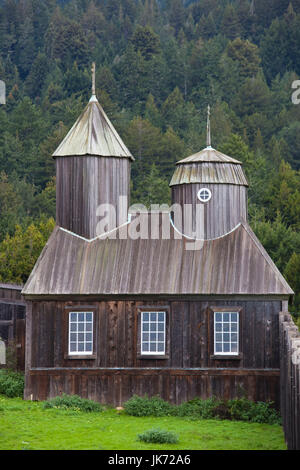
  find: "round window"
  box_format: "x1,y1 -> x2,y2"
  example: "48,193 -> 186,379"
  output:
197,188 -> 212,202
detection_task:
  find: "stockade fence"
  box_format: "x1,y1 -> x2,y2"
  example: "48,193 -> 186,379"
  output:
279,312 -> 300,450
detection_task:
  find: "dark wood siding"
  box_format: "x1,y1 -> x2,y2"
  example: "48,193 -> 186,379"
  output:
171,183 -> 247,239
0,285 -> 26,370
56,156 -> 130,239
25,298 -> 281,405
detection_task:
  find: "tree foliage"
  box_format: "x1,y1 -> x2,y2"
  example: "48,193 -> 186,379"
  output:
0,0 -> 298,308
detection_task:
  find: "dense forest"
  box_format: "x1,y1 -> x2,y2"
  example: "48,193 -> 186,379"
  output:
0,0 -> 299,312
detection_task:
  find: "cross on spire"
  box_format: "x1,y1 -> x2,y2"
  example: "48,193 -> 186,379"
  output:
91,62 -> 96,96
206,104 -> 211,148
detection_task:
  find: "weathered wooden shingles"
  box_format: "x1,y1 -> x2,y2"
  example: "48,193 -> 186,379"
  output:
52,96 -> 133,159
22,216 -> 293,296
170,162 -> 248,186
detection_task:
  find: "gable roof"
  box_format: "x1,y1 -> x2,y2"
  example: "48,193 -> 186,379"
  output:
22,216 -> 293,297
52,95 -> 134,160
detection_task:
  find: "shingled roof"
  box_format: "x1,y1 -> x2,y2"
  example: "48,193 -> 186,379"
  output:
52,95 -> 134,159
22,215 -> 293,297
176,147 -> 242,165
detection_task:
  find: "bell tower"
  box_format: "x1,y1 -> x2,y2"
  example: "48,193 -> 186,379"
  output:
170,106 -> 248,239
53,63 -> 134,239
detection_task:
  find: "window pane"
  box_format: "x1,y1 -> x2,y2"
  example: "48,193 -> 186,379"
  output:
69,311 -> 93,355
158,312 -> 164,322
143,312 -> 149,322
215,313 -> 222,322
214,311 -> 239,355
223,333 -> 230,342
231,333 -> 238,342
85,333 -> 92,342
141,311 -> 166,355
86,312 -> 92,322
215,333 -> 222,342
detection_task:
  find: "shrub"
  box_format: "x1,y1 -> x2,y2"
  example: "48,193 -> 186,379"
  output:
175,397 -> 218,418
124,395 -> 281,424
0,369 -> 24,398
124,395 -> 174,417
138,428 -> 179,444
228,398 -> 281,424
43,393 -> 103,412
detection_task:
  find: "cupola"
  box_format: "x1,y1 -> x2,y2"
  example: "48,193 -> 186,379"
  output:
170,106 -> 248,239
53,63 -> 134,239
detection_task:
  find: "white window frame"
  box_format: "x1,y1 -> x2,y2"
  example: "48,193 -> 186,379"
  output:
214,311 -> 239,356
68,311 -> 93,356
141,311 -> 166,356
197,187 -> 212,202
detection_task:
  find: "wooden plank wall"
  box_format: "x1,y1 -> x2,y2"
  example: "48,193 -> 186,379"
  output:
56,156 -> 130,239
0,285 -> 26,370
279,312 -> 300,450
25,298 -> 281,405
171,183 -> 248,239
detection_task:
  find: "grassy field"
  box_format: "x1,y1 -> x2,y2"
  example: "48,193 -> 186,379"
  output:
0,396 -> 286,450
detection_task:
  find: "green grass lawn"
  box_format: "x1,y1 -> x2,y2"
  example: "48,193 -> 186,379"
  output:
0,396 -> 286,450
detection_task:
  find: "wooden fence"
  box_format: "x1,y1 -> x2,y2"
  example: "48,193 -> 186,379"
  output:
279,312 -> 300,450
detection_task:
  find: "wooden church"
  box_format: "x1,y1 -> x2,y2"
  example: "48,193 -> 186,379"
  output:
22,70 -> 294,406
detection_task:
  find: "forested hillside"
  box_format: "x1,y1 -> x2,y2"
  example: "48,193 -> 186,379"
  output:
0,0 -> 299,311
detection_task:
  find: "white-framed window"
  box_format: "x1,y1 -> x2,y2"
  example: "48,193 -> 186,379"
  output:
141,311 -> 166,355
214,311 -> 239,355
68,311 -> 93,355
197,187 -> 212,202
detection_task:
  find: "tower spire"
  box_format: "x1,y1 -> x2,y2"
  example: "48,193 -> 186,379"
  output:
91,62 -> 96,96
206,104 -> 211,148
